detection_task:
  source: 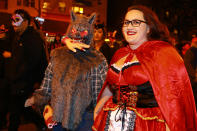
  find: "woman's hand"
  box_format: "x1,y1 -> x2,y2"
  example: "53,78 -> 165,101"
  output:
24,97 -> 35,107
61,37 -> 90,52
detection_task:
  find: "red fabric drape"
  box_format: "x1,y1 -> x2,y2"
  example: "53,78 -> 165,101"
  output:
93,41 -> 197,131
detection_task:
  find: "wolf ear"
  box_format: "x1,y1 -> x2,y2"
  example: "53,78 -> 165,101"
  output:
71,10 -> 76,22
88,12 -> 96,24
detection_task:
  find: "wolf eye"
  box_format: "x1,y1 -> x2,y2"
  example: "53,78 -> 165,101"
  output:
80,30 -> 88,37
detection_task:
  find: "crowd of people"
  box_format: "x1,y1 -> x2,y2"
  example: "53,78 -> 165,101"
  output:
47,34 -> 64,54
0,4 -> 197,131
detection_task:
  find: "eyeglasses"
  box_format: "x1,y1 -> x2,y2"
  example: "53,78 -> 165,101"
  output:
123,19 -> 147,27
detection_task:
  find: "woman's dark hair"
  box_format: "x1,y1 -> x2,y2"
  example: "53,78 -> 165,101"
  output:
14,9 -> 31,25
127,5 -> 172,43
94,23 -> 106,37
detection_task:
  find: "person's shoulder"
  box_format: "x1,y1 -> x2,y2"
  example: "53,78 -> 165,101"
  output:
24,27 -> 41,39
190,47 -> 197,52
101,42 -> 111,49
92,48 -> 108,65
141,41 -> 174,54
50,46 -> 69,57
25,26 -> 36,34
188,47 -> 197,59
185,47 -> 193,54
92,48 -> 105,57
184,48 -> 193,60
145,40 -> 171,48
143,41 -> 182,61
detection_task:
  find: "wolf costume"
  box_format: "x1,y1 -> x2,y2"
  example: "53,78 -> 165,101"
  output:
33,11 -> 108,130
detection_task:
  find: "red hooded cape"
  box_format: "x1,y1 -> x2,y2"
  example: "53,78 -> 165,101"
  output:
94,41 -> 197,131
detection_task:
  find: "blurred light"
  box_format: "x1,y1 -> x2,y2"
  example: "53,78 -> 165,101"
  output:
73,6 -> 79,13
79,8 -> 83,14
43,2 -> 49,9
35,17 -> 45,25
59,2 -> 66,8
72,6 -> 83,14
173,29 -> 178,34
104,38 -> 110,42
46,33 -> 48,36
165,11 -> 169,17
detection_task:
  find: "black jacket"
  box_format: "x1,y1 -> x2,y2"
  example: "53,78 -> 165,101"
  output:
4,26 -> 48,95
0,36 -> 11,78
184,47 -> 197,87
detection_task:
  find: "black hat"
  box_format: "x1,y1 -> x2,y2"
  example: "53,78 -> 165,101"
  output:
94,23 -> 104,29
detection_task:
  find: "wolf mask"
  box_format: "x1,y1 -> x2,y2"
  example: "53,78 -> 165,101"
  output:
65,11 -> 96,62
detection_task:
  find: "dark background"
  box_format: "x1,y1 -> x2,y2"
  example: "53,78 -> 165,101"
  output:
107,0 -> 197,42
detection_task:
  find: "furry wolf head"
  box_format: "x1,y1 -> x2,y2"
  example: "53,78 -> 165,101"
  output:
66,11 -> 96,46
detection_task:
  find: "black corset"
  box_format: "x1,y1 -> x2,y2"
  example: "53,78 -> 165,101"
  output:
136,82 -> 158,108
109,81 -> 158,108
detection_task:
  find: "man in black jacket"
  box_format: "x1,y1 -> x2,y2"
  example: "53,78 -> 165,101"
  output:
0,24 -> 12,129
184,37 -> 197,109
4,9 -> 48,131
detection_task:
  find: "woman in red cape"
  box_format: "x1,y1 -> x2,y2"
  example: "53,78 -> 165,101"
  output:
92,5 -> 197,131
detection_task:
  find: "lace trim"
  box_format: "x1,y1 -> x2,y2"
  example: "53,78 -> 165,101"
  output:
111,61 -> 139,71
103,106 -> 164,123
104,110 -> 111,131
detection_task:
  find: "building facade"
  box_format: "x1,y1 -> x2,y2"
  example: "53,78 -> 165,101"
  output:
0,0 -> 107,34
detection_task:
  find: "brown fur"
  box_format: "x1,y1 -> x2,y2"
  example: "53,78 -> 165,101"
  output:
34,11 -> 105,130
50,46 -> 104,129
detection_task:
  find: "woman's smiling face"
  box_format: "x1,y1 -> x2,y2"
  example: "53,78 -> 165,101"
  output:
122,9 -> 150,49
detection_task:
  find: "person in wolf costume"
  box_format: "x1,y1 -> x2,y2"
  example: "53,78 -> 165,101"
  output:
25,11 -> 108,131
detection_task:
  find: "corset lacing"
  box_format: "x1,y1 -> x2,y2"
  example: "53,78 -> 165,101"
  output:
109,84 -> 138,130
114,103 -> 127,131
